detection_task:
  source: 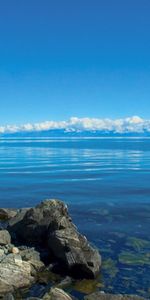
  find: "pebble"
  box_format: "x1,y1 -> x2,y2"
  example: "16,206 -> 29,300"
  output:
11,247 -> 19,254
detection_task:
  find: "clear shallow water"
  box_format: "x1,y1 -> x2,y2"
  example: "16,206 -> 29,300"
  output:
0,138 -> 150,298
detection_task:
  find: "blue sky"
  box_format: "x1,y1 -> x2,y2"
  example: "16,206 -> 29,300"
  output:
0,0 -> 150,125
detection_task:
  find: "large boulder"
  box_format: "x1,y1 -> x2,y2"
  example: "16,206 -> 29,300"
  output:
48,228 -> 101,278
8,199 -> 101,279
0,230 -> 11,245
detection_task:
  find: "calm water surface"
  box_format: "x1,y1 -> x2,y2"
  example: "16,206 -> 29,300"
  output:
0,138 -> 150,298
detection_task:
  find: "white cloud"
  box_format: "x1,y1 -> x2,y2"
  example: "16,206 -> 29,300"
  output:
0,116 -> 150,134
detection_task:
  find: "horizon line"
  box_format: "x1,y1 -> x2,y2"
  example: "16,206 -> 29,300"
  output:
1,115 -> 150,134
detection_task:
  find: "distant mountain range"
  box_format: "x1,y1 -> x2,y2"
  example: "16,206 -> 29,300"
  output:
1,129 -> 150,138
1,117 -> 150,137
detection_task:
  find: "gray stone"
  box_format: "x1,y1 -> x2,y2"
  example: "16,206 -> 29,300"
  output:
57,276 -> 72,289
20,247 -> 45,275
20,247 -> 41,261
0,230 -> 11,245
0,208 -> 18,221
0,253 -> 34,295
0,248 -> 5,256
43,287 -> 73,300
8,208 -> 30,228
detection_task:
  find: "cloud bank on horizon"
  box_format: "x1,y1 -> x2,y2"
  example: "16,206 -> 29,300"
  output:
0,116 -> 150,134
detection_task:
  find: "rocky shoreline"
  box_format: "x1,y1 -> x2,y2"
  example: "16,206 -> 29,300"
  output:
0,199 -> 146,300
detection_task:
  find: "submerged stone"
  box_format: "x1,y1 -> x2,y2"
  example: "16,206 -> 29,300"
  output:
102,258 -> 118,278
73,278 -> 103,294
84,292 -> 145,300
119,251 -> 150,266
126,237 -> 150,252
42,287 -> 74,300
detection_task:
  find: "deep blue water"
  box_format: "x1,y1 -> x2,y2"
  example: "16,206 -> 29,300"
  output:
0,137 -> 150,298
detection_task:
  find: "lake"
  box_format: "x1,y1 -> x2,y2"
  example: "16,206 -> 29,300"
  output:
0,137 -> 150,298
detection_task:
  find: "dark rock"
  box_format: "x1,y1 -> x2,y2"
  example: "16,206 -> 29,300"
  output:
47,201 -> 101,279
0,208 -> 18,221
8,199 -> 101,279
0,230 -> 11,245
8,201 -> 65,244
84,292 -> 145,300
26,298 -> 42,300
8,208 -> 30,242
48,227 -> 101,278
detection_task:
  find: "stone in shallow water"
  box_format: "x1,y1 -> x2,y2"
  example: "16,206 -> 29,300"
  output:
102,258 -> 118,278
37,269 -> 60,285
48,227 -> 101,278
119,251 -> 150,266
84,292 -> 145,300
73,278 -> 103,294
8,199 -> 101,279
57,276 -> 72,289
126,237 -> 150,252
43,287 -> 74,300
